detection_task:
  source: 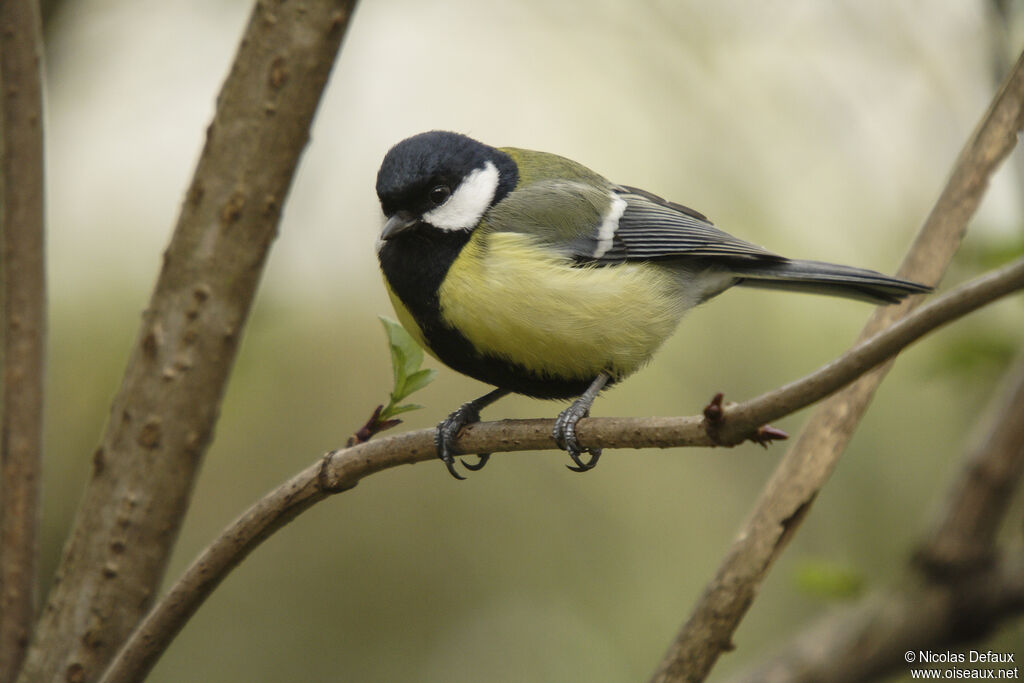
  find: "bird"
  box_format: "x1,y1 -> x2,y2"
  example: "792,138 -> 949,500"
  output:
374,130 -> 930,480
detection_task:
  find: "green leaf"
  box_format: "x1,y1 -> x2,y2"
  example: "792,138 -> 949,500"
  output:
380,317 -> 411,391
378,316 -> 435,418
403,339 -> 424,379
381,316 -> 423,381
400,368 -> 437,400
792,559 -> 865,601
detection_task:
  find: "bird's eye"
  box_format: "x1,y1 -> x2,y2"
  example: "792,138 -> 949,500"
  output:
429,185 -> 451,206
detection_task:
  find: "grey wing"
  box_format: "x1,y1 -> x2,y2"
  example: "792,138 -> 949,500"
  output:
555,185 -> 930,306
570,184 -> 784,265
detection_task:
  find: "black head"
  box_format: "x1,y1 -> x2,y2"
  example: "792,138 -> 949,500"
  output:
375,131 -> 518,238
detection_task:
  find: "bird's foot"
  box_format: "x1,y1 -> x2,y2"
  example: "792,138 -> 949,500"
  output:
553,400 -> 602,473
435,392 -> 505,480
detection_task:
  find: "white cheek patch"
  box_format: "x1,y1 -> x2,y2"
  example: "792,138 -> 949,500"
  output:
423,161 -> 500,231
593,194 -> 627,258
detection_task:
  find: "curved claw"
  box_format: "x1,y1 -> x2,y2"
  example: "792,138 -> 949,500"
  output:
461,453 -> 491,471
443,457 -> 467,480
566,448 -> 601,472
436,406 -> 478,481
564,423 -> 601,472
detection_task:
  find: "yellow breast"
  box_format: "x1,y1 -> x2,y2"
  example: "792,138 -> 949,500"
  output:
437,232 -> 687,381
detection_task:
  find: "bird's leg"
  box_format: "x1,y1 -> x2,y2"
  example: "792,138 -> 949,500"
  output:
553,372 -> 610,473
435,388 -> 510,480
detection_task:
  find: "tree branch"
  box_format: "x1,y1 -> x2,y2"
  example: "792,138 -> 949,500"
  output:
724,349 -> 1024,682
98,256 -> 1024,683
16,2 -> 357,682
650,46 -> 1024,683
725,553 -> 1024,683
0,2 -> 47,681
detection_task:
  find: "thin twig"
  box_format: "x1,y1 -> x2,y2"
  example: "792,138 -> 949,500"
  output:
98,257 -> 1024,683
17,2 -> 358,682
650,47 -> 1024,683
0,2 -> 47,681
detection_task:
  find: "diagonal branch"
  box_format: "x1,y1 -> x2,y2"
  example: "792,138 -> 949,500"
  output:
724,348 -> 1024,683
16,2 -> 358,682
650,46 -> 1024,683
0,2 -> 47,681
98,256 -> 1024,683
725,552 -> 1024,683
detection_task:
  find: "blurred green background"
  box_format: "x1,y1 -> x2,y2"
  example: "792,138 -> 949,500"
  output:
37,0 -> 1023,680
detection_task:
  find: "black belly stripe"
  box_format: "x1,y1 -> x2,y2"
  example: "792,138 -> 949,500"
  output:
378,226 -> 600,399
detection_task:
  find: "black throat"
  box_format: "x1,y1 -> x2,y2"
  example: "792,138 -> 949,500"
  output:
378,225 -> 471,328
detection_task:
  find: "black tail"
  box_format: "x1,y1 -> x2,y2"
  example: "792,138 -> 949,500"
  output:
731,259 -> 931,305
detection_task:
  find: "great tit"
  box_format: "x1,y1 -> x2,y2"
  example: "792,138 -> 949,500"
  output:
375,131 -> 930,480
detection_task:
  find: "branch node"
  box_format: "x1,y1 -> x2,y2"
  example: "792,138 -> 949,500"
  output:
702,392 -> 726,445
317,450 -> 358,494
703,392 -> 788,448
